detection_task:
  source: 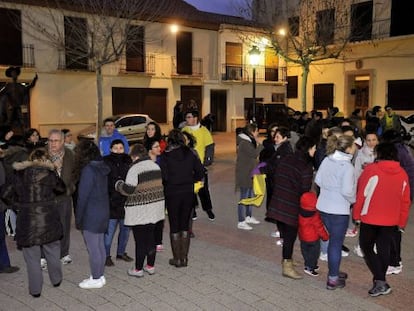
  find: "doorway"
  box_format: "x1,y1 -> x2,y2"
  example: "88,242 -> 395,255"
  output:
210,90 -> 227,132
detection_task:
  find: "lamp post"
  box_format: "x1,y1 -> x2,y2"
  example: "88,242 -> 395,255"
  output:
249,45 -> 260,123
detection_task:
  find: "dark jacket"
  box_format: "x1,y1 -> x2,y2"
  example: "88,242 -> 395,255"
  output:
266,152 -> 314,226
75,160 -> 110,233
103,153 -> 132,219
1,160 -> 65,248
159,145 -> 204,196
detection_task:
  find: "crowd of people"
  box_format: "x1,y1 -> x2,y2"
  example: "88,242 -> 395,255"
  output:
0,103 -> 411,299
0,108 -> 215,297
237,105 -> 411,297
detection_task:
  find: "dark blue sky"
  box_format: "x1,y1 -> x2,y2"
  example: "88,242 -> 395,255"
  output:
184,0 -> 247,16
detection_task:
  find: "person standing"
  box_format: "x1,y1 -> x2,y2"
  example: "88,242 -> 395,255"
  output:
74,140 -> 110,289
235,124 -> 263,230
182,110 -> 215,221
143,121 -> 167,153
99,117 -> 129,156
298,192 -> 329,277
47,129 -> 75,265
159,130 -> 204,267
0,147 -> 19,274
2,148 -> 65,297
61,129 -> 76,151
353,142 -> 410,297
380,105 -> 401,133
315,135 -> 356,290
103,139 -> 133,266
116,144 -> 165,277
266,136 -> 316,279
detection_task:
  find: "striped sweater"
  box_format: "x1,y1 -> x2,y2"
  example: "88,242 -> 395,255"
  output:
116,159 -> 165,226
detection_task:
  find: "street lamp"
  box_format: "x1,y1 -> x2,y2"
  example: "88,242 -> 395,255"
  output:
249,45 -> 260,123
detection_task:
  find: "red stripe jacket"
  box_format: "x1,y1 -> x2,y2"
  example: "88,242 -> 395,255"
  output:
353,160 -> 411,228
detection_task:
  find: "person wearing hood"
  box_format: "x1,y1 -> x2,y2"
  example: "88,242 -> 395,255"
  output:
103,139 -> 133,267
98,117 -> 129,156
315,135 -> 357,290
235,123 -> 264,231
353,142 -> 410,297
159,129 -> 204,268
298,192 -> 329,277
116,144 -> 165,277
74,140 -> 110,289
1,148 -> 65,297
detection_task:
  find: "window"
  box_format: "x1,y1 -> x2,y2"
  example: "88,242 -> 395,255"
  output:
314,83 -> 334,110
224,42 -> 242,80
316,9 -> 335,46
0,8 -> 22,66
176,31 -> 192,75
64,16 -> 88,70
265,48 -> 278,81
126,25 -> 145,72
350,1 -> 373,42
390,0 -> 414,37
388,80 -> 414,110
287,76 -> 298,98
288,16 -> 299,37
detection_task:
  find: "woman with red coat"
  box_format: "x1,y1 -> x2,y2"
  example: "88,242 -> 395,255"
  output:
353,142 -> 411,297
298,192 -> 329,277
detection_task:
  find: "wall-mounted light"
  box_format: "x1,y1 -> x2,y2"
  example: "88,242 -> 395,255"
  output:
278,28 -> 286,36
170,24 -> 179,33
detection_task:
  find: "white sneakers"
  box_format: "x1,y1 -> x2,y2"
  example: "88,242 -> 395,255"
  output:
245,216 -> 260,224
40,258 -> 47,270
128,268 -> 144,277
353,245 -> 364,257
61,255 -> 72,265
238,216 -> 260,230
319,252 -> 328,261
270,230 -> 280,238
386,265 -> 402,275
237,221 -> 253,230
79,276 -> 105,289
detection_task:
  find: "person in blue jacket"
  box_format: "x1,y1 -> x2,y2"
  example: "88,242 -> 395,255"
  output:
98,118 -> 129,156
74,140 -> 110,289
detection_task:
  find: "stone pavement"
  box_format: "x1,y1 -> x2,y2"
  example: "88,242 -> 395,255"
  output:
1,132 -> 413,310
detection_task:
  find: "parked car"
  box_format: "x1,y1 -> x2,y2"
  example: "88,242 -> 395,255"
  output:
77,114 -> 153,144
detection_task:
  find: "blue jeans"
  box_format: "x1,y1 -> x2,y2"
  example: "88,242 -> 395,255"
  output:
238,187 -> 253,222
104,219 -> 130,257
320,212 -> 348,279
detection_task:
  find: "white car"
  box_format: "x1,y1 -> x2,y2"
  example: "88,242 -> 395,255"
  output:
77,114 -> 153,144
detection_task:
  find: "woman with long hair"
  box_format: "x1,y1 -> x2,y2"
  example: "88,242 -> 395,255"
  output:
159,129 -> 204,267
266,136 -> 316,279
315,134 -> 356,290
143,121 -> 166,153
235,123 -> 264,230
74,140 -> 110,289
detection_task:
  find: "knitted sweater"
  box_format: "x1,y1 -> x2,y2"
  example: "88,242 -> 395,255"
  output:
116,159 -> 165,226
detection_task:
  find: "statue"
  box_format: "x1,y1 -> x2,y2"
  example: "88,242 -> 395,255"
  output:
0,66 -> 38,132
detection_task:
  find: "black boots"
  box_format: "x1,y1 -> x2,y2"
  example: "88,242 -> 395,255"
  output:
169,232 -> 181,267
169,231 -> 190,268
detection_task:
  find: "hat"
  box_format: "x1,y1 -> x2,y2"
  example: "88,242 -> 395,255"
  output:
5,66 -> 21,78
300,192 -> 317,211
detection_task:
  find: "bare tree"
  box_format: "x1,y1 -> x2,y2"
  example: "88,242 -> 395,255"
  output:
7,0 -> 176,137
237,0 -> 373,111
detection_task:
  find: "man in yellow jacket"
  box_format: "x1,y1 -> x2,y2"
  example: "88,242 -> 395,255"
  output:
182,110 -> 215,221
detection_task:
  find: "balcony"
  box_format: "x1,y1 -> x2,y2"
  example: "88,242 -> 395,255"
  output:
119,54 -> 155,74
221,64 -> 287,83
171,57 -> 203,77
0,44 -> 35,68
58,49 -> 95,71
